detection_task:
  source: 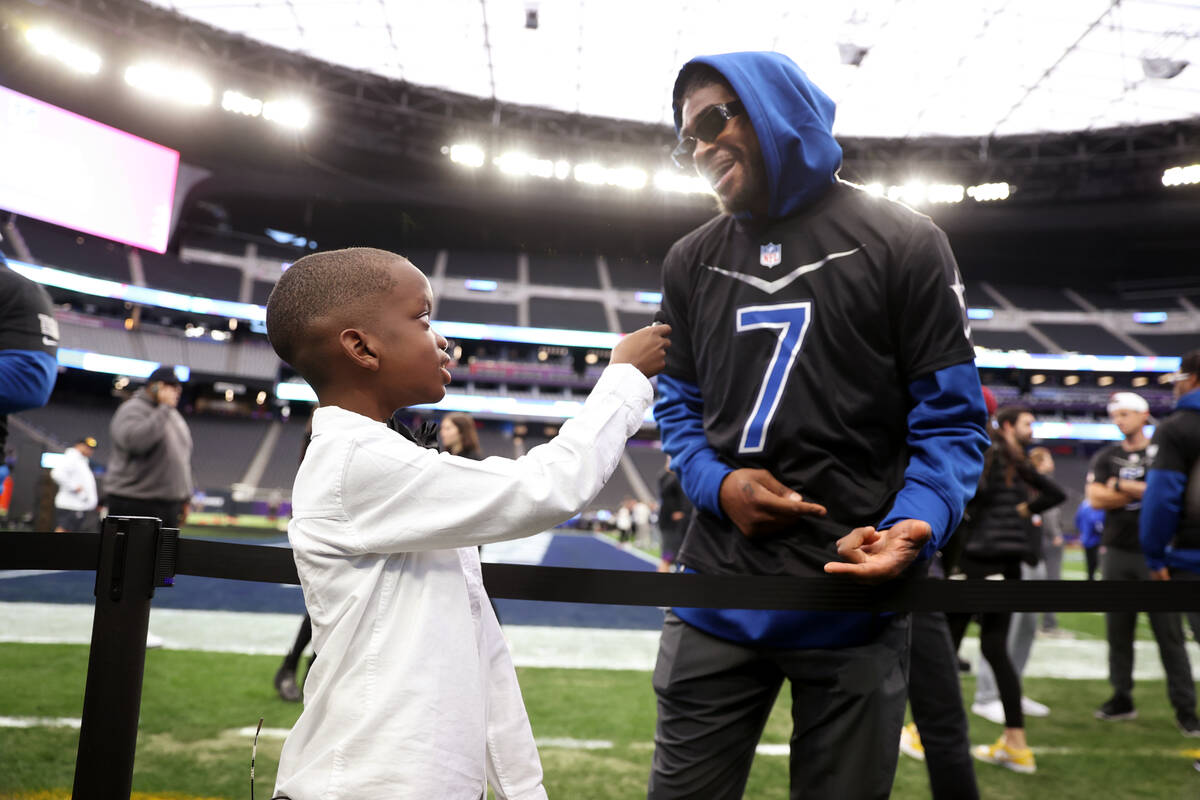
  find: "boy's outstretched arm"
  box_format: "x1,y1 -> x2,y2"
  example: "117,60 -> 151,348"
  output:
317,328 -> 669,555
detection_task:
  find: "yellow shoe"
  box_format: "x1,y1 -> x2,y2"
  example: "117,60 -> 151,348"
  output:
972,736 -> 1036,774
899,722 -> 925,762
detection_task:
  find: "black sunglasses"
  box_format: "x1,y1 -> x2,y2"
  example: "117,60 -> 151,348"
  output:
672,100 -> 745,169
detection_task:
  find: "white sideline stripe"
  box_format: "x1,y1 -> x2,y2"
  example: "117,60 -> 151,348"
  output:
5,718 -> 1198,762
3,602 -> 1200,678
0,570 -> 64,580
0,715 -> 81,729
590,533 -> 661,566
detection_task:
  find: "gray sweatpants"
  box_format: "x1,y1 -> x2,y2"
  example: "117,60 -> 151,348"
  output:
648,612 -> 909,800
1103,547 -> 1196,715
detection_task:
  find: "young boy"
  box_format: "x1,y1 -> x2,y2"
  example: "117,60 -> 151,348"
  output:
265,247 -> 669,799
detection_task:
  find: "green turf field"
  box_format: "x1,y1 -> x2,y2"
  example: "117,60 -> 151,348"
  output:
3,639 -> 1199,799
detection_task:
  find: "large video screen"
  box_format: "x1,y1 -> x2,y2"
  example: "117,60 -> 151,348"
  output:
0,84 -> 179,253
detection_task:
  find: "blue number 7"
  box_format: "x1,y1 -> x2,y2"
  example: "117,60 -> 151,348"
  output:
736,302 -> 812,453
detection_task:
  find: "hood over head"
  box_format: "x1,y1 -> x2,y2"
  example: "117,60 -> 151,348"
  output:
672,51 -> 842,219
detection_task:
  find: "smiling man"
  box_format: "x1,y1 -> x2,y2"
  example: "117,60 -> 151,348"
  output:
649,52 -> 990,798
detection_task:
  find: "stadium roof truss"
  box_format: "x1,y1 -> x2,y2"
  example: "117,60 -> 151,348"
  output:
136,0 -> 1200,139
13,0 -> 1200,196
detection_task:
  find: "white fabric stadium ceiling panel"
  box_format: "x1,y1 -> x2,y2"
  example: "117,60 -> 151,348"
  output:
144,0 -> 1200,138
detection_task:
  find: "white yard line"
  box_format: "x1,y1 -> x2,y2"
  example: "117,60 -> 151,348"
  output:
3,602 -> 1200,678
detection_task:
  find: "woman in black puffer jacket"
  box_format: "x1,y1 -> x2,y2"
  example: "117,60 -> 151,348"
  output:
948,406 -> 1066,774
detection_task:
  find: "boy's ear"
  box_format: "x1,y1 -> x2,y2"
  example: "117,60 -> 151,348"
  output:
338,327 -> 380,371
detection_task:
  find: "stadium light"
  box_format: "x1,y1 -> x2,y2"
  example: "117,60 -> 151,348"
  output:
1162,164 -> 1200,187
653,170 -> 713,195
124,63 -> 212,106
495,151 -> 556,179
574,163 -> 647,190
221,89 -> 263,117
25,27 -> 102,75
262,99 -> 311,130
862,183 -> 885,197
448,144 -> 486,168
967,182 -> 1011,201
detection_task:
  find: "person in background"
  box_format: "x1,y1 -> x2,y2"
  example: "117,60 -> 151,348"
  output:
441,412 -> 483,460
657,457 -> 693,572
1140,350 -> 1200,738
1074,498 -> 1105,581
614,499 -> 633,544
50,436 -> 98,532
949,405 -> 1065,774
1088,391 -> 1199,734
105,366 -> 193,529
968,443 -> 1063,727
0,251 -> 59,488
1029,447 -> 1067,635
633,499 -> 653,548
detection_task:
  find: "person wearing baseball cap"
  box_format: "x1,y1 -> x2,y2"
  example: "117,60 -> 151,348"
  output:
50,436 -> 98,532
1088,388 -> 1200,735
104,365 -> 193,530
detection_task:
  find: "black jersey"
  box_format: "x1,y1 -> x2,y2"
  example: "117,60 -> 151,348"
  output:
1088,443 -> 1151,552
658,181 -> 976,577
0,262 -> 59,355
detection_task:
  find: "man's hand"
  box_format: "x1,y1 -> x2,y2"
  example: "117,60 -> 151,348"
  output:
718,468 -> 826,537
1150,566 -> 1170,581
824,519 -> 932,583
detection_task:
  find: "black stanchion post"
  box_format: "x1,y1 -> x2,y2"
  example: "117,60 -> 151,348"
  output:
72,515 -> 165,798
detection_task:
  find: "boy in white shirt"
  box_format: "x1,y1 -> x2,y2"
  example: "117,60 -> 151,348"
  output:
265,247 -> 669,799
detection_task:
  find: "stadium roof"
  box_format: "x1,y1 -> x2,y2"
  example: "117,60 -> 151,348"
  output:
144,0 -> 1200,138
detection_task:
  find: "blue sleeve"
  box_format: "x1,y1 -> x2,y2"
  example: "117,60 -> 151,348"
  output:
1140,468 -> 1185,571
877,361 -> 989,554
0,350 -> 58,415
654,374 -> 732,519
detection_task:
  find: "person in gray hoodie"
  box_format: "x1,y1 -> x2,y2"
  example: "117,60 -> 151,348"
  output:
105,365 -> 193,529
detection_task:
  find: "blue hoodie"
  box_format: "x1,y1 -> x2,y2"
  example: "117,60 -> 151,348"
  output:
661,52 -> 987,649
1140,388 -> 1200,573
672,52 -> 842,220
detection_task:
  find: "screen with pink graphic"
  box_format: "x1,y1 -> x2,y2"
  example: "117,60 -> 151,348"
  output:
0,84 -> 179,253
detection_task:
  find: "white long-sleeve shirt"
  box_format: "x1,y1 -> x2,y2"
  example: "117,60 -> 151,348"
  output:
50,447 -> 97,511
274,363 -> 653,800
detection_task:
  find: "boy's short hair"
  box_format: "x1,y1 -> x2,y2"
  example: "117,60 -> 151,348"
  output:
266,247 -> 406,387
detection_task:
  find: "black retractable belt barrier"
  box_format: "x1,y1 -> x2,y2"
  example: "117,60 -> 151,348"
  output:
4,524 -> 1200,800
68,516 -> 177,799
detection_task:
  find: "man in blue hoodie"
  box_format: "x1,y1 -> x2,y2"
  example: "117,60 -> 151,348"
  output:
650,52 -> 989,798
1141,350 -> 1200,644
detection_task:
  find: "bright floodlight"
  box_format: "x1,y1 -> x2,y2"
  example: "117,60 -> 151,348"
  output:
25,27 -> 102,75
222,89 -> 263,117
927,184 -> 965,204
574,163 -> 646,190
494,151 -> 555,179
862,183 -> 885,196
1162,164 -> 1200,187
448,144 -> 486,168
262,99 -> 311,129
124,63 -> 212,106
967,182 -> 1011,201
653,170 -> 712,195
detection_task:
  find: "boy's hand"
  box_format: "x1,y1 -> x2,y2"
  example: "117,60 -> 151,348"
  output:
612,323 -> 671,378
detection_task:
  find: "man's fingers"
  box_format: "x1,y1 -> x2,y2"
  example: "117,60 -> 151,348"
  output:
746,486 -> 827,519
748,471 -> 827,515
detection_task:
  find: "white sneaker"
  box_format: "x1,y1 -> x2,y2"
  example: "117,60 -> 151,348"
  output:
971,700 -> 1006,725
1021,696 -> 1050,717
145,632 -> 165,649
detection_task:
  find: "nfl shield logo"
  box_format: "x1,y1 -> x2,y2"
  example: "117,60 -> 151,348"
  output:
760,243 -> 782,268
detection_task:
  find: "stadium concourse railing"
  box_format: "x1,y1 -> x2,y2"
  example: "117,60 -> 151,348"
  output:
4,518 -> 1200,798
